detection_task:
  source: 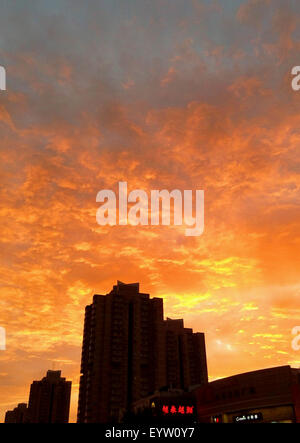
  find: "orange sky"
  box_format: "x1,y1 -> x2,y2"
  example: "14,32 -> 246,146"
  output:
0,0 -> 300,423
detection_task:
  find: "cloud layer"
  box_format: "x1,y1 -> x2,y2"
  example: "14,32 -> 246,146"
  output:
0,0 -> 300,422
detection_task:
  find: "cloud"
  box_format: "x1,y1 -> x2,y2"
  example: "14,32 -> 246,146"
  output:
1,0 -> 300,422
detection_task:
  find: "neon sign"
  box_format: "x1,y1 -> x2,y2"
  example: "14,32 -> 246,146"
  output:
162,405 -> 194,415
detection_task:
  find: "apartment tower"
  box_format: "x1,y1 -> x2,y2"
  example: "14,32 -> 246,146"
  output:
77,281 -> 208,423
27,370 -> 71,423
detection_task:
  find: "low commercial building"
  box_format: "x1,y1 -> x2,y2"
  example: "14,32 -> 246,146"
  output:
195,365 -> 300,423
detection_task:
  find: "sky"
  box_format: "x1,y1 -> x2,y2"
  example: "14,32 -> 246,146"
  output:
0,0 -> 300,423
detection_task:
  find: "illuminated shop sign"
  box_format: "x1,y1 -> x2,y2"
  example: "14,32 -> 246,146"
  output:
162,405 -> 195,415
233,412 -> 263,423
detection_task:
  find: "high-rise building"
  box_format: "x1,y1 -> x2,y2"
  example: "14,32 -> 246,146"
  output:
77,281 -> 166,423
165,318 -> 208,389
5,403 -> 28,423
77,281 -> 208,423
27,370 -> 71,423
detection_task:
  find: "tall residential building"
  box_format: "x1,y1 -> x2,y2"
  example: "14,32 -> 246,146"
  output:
5,403 -> 28,423
27,370 -> 71,423
165,318 -> 208,389
77,281 -> 208,423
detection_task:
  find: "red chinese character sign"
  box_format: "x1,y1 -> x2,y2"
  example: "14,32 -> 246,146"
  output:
162,405 -> 195,415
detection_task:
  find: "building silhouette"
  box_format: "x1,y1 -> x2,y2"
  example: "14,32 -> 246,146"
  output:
5,403 -> 28,423
165,318 -> 208,389
77,281 -> 208,423
27,370 -> 71,423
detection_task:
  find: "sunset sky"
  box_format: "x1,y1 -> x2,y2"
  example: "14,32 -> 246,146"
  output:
0,0 -> 300,422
